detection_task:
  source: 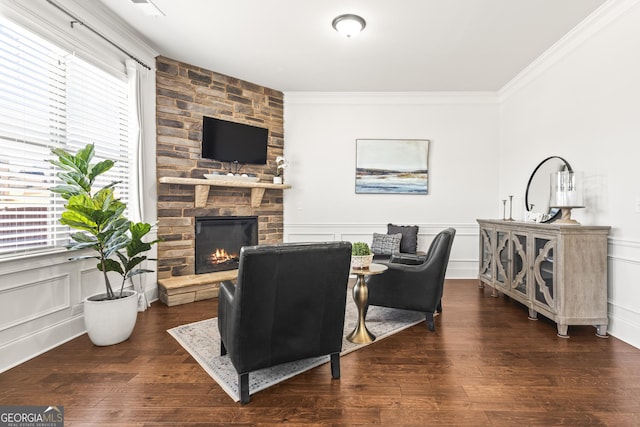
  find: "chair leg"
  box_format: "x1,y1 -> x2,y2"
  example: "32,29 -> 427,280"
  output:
220,340 -> 227,356
330,352 -> 340,379
436,299 -> 443,314
239,373 -> 250,404
425,312 -> 435,331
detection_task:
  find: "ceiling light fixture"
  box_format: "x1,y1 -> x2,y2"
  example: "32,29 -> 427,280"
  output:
332,14 -> 366,38
131,0 -> 165,17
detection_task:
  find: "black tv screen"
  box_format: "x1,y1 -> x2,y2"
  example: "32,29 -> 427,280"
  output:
201,116 -> 268,165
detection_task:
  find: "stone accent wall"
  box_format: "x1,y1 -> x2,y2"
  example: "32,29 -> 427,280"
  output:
155,56 -> 284,280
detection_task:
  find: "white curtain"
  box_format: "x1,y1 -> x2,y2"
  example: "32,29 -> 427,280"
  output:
126,58 -> 144,223
125,59 -> 151,310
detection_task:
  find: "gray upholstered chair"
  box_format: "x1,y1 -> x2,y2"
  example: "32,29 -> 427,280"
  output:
365,228 -> 456,331
217,241 -> 352,403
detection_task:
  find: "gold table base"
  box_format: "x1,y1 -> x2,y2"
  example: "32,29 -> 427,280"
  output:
346,263 -> 387,344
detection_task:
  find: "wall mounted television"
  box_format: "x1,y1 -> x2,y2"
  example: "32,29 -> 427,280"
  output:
201,116 -> 268,165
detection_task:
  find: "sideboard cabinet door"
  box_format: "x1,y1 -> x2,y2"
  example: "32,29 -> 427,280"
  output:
532,235 -> 556,314
510,232 -> 528,298
479,227 -> 494,284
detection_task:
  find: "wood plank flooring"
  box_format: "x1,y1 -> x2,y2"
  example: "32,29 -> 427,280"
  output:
2,279 -> 640,426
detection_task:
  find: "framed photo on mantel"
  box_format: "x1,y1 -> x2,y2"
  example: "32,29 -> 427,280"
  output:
355,139 -> 429,194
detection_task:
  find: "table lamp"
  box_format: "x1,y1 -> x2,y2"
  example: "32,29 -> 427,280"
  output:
549,170 -> 584,224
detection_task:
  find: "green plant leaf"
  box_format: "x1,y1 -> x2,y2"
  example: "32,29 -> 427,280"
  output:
130,222 -> 151,238
88,159 -> 114,182
68,254 -> 101,261
49,149 -> 83,174
61,213 -> 98,234
103,237 -> 130,259
76,143 -> 94,166
69,232 -> 97,243
50,184 -> 83,200
125,255 -> 146,271
66,241 -> 100,251
56,171 -> 91,193
97,258 -> 124,275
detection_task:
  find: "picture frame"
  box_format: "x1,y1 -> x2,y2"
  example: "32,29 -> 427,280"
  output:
355,139 -> 429,194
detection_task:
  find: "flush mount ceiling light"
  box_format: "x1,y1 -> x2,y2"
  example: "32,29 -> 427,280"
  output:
332,14 -> 366,38
131,0 -> 165,17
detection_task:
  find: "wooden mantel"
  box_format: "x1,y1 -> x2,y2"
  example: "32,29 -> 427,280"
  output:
159,177 -> 291,208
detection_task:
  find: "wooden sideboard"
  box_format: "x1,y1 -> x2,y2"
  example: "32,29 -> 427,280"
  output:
477,219 -> 610,338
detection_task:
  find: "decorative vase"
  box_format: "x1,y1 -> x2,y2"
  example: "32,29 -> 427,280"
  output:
273,176 -> 283,184
83,290 -> 138,346
351,254 -> 374,269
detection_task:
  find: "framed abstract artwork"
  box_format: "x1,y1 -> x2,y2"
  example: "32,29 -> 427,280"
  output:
355,139 -> 429,194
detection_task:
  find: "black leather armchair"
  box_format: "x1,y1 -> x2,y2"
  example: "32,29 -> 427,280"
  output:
218,241 -> 352,403
365,228 -> 456,332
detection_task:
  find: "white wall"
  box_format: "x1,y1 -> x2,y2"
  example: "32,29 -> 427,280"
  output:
498,0 -> 640,347
283,92 -> 500,278
0,0 -> 158,373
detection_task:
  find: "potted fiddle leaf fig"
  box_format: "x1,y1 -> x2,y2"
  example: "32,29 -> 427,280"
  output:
351,241 -> 373,269
49,143 -> 159,346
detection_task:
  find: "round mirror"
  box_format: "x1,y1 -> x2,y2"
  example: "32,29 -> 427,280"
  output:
525,156 -> 572,223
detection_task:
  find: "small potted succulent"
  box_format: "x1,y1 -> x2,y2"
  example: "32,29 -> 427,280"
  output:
351,242 -> 373,269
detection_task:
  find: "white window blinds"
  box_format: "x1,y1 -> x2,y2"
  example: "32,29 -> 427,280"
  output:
0,19 -> 130,257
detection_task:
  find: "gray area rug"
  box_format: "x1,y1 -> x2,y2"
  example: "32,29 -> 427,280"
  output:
168,302 -> 425,402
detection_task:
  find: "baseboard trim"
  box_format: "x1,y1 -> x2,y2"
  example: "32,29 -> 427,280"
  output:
0,316 -> 86,374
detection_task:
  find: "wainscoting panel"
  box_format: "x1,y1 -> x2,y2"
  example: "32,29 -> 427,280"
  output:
284,222 -> 479,279
0,251 -> 84,373
0,229 -> 160,373
0,274 -> 70,332
286,232 -> 338,243
607,238 -> 640,349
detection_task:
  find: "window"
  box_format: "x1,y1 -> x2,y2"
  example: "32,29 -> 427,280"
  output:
0,19 -> 130,257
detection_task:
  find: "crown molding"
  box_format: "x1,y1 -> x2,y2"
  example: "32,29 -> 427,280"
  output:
284,91 -> 499,106
499,0 -> 640,102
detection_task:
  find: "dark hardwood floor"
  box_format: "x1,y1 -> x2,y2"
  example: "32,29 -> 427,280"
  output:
1,279 -> 639,426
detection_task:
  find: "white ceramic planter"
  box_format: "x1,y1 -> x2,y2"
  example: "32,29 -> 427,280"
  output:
83,290 -> 138,346
351,254 -> 374,269
273,176 -> 283,184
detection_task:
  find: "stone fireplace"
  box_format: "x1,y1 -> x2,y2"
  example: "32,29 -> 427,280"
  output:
195,216 -> 258,274
155,56 -> 285,283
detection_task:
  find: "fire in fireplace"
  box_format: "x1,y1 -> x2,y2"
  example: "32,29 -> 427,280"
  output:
195,216 -> 258,274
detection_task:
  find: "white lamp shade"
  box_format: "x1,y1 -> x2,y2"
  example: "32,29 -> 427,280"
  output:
550,171 -> 585,208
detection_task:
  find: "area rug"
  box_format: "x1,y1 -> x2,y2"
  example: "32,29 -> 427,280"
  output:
168,302 -> 424,402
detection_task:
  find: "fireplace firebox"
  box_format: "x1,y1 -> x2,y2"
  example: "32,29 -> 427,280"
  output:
195,216 -> 258,274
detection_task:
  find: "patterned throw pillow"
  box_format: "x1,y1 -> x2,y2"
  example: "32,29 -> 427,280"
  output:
371,232 -> 402,255
387,223 -> 419,254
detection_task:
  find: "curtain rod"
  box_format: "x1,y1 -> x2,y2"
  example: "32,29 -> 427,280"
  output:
46,0 -> 151,70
